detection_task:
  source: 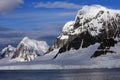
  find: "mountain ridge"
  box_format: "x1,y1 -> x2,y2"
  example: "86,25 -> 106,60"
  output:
46,5 -> 120,59
0,37 -> 49,62
0,5 -> 120,69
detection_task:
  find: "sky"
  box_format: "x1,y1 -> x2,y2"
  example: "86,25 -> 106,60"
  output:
0,0 -> 120,49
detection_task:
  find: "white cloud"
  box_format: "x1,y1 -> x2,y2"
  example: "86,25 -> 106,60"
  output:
0,0 -> 24,15
58,12 -> 77,17
34,1 -> 82,9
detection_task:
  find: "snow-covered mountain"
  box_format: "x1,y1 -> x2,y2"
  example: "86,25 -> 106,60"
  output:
1,5 -> 120,69
0,37 -> 49,62
11,37 -> 49,62
46,5 -> 120,59
0,45 -> 15,58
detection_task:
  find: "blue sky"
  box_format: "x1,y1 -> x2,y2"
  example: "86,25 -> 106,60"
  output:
0,0 -> 120,30
0,0 -> 120,49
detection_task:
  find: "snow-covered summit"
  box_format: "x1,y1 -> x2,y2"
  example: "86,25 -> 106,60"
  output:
76,5 -> 119,21
11,37 -> 49,62
47,5 -> 120,59
62,5 -> 120,36
77,5 -> 107,18
20,37 -> 49,53
0,45 -> 15,58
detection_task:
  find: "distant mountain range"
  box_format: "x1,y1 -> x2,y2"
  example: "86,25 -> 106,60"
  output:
0,37 -> 49,62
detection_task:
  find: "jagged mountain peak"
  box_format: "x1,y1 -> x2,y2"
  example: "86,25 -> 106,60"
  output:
79,5 -> 106,16
1,45 -> 15,53
11,37 -> 49,62
47,5 -> 120,59
20,37 -> 49,53
0,45 -> 15,58
21,36 -> 29,42
80,5 -> 107,11
61,5 -> 120,36
77,5 -> 119,17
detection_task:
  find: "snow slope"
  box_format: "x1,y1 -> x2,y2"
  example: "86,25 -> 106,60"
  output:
1,43 -> 120,69
0,5 -> 120,69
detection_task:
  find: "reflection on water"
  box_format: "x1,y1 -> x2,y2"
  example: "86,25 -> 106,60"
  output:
0,68 -> 120,80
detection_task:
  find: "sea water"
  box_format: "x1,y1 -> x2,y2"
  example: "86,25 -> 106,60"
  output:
0,68 -> 120,80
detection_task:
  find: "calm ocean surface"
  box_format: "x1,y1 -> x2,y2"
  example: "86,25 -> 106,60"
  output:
0,68 -> 120,80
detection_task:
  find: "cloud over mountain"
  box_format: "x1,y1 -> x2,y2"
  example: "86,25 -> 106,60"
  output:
34,1 -> 82,9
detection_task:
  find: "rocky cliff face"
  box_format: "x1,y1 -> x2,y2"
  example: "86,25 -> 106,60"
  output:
46,5 -> 120,59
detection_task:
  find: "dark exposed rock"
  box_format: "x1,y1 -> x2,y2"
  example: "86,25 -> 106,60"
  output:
91,50 -> 116,58
54,31 -> 97,58
91,38 -> 117,58
46,5 -> 120,59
